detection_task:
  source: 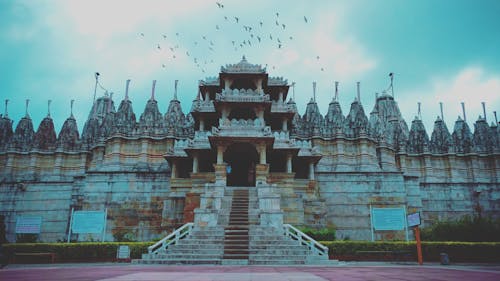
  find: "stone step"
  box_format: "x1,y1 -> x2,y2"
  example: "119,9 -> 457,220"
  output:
249,260 -> 306,265
249,254 -> 308,261
135,259 -> 221,265
152,254 -> 223,260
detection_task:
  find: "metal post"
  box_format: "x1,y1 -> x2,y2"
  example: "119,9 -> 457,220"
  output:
67,208 -> 74,243
403,207 -> 409,242
102,208 -> 107,242
461,102 -> 466,121
370,205 -> 375,242
482,102 -> 487,122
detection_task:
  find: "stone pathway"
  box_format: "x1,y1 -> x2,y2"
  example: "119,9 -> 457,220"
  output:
1,264 -> 500,281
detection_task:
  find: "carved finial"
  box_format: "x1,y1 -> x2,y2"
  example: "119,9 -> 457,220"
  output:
70,100 -> 74,117
4,99 -> 8,118
313,81 -> 316,102
47,100 -> 52,117
356,81 -> 361,102
439,102 -> 444,121
151,80 -> 157,100
494,111 -> 498,125
481,102 -> 486,122
25,99 -> 30,117
461,102 -> 466,122
242,55 -> 247,62
174,79 -> 179,100
291,82 -> 296,101
334,81 -> 339,101
125,79 -> 131,101
418,102 -> 421,120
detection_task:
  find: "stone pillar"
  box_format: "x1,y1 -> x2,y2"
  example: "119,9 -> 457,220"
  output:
309,162 -> 315,180
171,161 -> 177,179
199,118 -> 205,131
217,145 -> 224,164
256,79 -> 263,93
258,144 -> 267,164
286,153 -> 292,173
192,152 -> 199,173
282,118 -> 288,132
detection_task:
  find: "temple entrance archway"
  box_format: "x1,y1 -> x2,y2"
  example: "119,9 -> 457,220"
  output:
224,143 -> 258,187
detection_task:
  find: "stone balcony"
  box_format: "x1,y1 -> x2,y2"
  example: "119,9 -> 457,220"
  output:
215,89 -> 270,103
191,99 -> 216,113
270,101 -> 295,114
211,118 -> 272,138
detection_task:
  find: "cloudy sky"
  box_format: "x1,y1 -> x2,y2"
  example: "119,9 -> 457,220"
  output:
1,0 -> 499,134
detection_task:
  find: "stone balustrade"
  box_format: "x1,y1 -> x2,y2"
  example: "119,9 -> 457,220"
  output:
215,89 -> 270,102
271,101 -> 295,113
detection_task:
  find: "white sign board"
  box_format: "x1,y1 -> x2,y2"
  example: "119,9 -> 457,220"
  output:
15,216 -> 42,234
407,212 -> 421,227
71,211 -> 105,234
117,245 -> 131,260
371,208 -> 406,230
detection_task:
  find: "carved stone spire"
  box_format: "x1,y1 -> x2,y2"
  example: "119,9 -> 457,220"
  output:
429,116 -> 452,154
139,93 -> 166,136
343,98 -> 368,138
57,103 -> 80,151
11,112 -> 35,151
324,93 -> 345,137
114,95 -> 136,136
407,117 -> 429,154
0,108 -> 13,151
33,114 -> 57,151
451,116 -> 473,154
473,116 -> 493,153
302,94 -> 323,137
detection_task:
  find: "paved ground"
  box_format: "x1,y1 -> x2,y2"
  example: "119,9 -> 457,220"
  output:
1,262 -> 500,281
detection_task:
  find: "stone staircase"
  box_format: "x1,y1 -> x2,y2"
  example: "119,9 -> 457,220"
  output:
222,189 -> 250,263
136,185 -> 332,265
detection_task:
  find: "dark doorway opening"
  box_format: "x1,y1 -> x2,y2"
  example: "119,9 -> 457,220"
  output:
224,143 -> 258,187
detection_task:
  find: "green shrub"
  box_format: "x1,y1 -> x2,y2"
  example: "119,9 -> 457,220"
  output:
3,242 -> 153,262
0,215 -> 6,244
321,241 -> 500,262
421,215 -> 500,242
298,227 -> 336,241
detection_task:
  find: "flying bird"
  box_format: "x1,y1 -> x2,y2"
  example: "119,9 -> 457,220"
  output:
186,51 -> 190,56
276,12 -> 279,17
304,16 -> 308,23
162,64 -> 166,68
162,34 -> 166,39
282,24 -> 286,29
140,32 -> 144,37
275,20 -> 279,26
216,2 -> 224,8
316,55 -> 320,60
278,44 -> 282,49
259,21 -> 263,27
234,17 -> 239,23
176,32 -> 179,36
157,44 -> 161,50
224,16 -> 228,21
216,25 -> 220,30
257,36 -> 261,42
289,36 -> 293,40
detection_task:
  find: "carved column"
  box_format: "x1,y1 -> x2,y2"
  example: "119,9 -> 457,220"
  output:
308,162 -> 315,180
286,153 -> 292,173
258,144 -> 267,164
216,145 -> 224,164
192,152 -> 199,173
282,117 -> 288,132
199,118 -> 205,131
171,161 -> 177,179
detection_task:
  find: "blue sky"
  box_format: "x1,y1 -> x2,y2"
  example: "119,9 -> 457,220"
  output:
1,0 -> 499,134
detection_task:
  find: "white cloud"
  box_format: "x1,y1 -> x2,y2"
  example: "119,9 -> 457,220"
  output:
400,66 -> 500,131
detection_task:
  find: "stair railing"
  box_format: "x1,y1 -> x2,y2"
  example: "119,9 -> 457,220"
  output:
283,224 -> 329,257
148,222 -> 194,255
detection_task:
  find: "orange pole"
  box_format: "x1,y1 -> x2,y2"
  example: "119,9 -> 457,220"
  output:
414,226 -> 423,265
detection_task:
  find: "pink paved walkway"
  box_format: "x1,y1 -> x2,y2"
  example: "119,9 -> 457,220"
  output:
1,264 -> 500,281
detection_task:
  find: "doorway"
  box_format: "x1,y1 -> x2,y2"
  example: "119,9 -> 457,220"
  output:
224,143 -> 258,187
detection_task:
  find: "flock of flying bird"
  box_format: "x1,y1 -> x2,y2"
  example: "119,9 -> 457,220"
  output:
139,2 -> 324,74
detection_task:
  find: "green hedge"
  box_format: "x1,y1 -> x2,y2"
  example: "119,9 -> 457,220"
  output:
3,242 -> 153,262
420,215 -> 500,242
322,241 -> 500,262
298,227 -> 336,241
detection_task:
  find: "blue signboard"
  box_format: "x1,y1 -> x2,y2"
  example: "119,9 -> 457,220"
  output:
15,216 -> 42,234
371,208 -> 406,231
71,211 -> 105,234
407,212 -> 421,227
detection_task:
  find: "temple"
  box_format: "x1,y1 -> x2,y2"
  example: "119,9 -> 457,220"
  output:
0,57 -> 499,244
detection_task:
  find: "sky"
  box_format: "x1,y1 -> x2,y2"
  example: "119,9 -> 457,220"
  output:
1,0 -> 499,134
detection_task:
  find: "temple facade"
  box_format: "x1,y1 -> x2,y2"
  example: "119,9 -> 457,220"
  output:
0,57 -> 499,242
